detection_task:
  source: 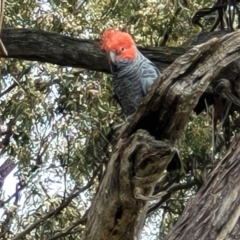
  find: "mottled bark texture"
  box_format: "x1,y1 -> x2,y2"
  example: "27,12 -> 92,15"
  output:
165,134 -> 240,240
83,32 -> 240,239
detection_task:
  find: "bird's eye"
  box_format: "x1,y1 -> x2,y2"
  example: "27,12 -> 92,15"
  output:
121,47 -> 124,51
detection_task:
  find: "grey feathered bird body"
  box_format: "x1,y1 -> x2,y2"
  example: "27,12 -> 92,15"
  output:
111,49 -> 161,116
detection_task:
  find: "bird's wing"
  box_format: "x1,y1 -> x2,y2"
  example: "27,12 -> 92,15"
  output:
140,60 -> 161,94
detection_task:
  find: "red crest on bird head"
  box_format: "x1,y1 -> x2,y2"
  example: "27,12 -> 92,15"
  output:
100,28 -> 137,61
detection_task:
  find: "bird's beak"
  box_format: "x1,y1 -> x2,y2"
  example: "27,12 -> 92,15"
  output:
108,51 -> 116,65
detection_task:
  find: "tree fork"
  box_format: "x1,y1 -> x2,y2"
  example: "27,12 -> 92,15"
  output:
83,130 -> 175,239
83,32 -> 240,239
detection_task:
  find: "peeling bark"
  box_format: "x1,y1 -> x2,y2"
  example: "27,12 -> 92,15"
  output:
83,32 -> 240,239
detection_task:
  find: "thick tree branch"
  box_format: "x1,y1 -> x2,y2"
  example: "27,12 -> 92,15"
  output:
0,28 -> 193,72
0,28 -> 110,71
0,29 -> 231,73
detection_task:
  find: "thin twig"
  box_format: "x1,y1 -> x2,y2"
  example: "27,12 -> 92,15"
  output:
47,218 -> 86,240
11,163 -> 101,240
0,0 -> 7,55
0,64 -> 33,98
147,180 -> 196,216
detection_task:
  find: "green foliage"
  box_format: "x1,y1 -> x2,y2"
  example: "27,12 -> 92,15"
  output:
0,0 -> 236,239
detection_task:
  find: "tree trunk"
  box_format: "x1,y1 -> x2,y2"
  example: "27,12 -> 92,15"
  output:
165,134 -> 240,240
82,32 -> 240,239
